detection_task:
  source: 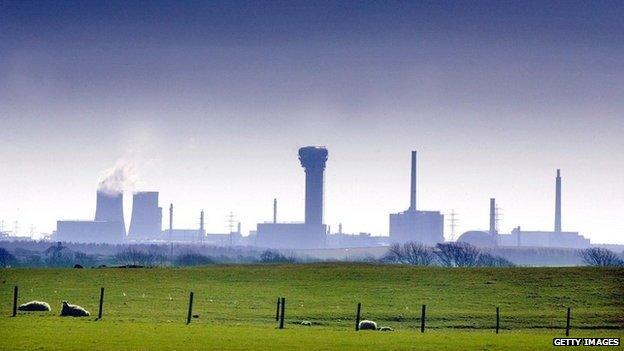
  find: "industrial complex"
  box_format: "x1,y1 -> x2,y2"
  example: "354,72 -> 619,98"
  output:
48,147 -> 594,250
457,170 -> 590,249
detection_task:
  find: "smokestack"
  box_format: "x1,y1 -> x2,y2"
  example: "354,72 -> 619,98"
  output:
409,151 -> 417,211
298,146 -> 328,225
169,203 -> 173,238
555,169 -> 562,233
489,198 -> 496,236
237,222 -> 241,234
200,209 -> 204,233
94,191 -> 126,241
273,198 -> 277,223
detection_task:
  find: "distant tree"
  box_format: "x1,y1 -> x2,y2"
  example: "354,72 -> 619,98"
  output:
383,242 -> 436,266
579,248 -> 623,267
0,247 -> 17,267
44,242 -> 75,267
114,248 -> 152,266
259,250 -> 295,263
476,252 -> 515,267
174,253 -> 214,266
435,242 -> 481,267
382,243 -> 404,263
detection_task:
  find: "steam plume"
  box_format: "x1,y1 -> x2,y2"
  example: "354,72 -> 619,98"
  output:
98,160 -> 139,195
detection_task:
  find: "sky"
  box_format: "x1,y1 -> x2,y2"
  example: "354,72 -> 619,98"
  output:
0,1 -> 623,243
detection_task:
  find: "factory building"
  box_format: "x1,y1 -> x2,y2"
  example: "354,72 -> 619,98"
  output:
459,170 -> 590,249
128,192 -> 162,241
256,146 -> 328,249
389,151 -> 444,245
55,191 -> 126,243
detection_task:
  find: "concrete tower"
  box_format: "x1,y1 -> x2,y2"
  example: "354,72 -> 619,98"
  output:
555,169 -> 562,233
298,146 -> 328,225
489,198 -> 496,236
409,151 -> 417,211
94,191 -> 126,241
128,192 -> 162,240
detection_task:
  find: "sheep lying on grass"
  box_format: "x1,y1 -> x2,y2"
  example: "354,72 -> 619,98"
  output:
358,320 -> 377,330
18,301 -> 51,312
60,301 -> 90,317
300,320 -> 312,326
378,326 -> 394,332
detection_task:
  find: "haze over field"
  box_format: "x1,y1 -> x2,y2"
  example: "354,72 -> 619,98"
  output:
0,1 -> 623,243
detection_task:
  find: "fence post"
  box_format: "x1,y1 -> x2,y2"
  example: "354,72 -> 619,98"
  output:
565,307 -> 571,336
496,307 -> 500,334
420,304 -> 426,333
12,286 -> 18,317
279,297 -> 285,329
355,303 -> 361,331
186,292 -> 194,325
275,297 -> 281,321
97,287 -> 105,320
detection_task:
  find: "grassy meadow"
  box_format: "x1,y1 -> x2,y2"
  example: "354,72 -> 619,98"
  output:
1,264 -> 622,350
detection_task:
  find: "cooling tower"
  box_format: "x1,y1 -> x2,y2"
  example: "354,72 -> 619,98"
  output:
298,146 -> 328,225
128,191 -> 162,240
94,191 -> 126,241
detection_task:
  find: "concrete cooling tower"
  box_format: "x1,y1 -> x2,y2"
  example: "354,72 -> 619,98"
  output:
128,191 -> 162,241
94,191 -> 126,241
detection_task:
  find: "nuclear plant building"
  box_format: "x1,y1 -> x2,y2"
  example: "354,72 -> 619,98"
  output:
389,151 -> 444,245
54,191 -> 126,244
255,146 -> 328,249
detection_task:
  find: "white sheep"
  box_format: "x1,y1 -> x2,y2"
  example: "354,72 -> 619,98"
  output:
378,326 -> 394,331
18,301 -> 51,312
60,301 -> 90,317
300,320 -> 312,326
358,320 -> 377,330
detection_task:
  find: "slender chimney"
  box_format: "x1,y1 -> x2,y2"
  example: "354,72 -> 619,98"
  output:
409,151 -> 417,211
489,198 -> 496,236
200,210 -> 204,232
169,203 -> 173,238
555,169 -> 562,233
273,198 -> 277,224
237,222 -> 241,234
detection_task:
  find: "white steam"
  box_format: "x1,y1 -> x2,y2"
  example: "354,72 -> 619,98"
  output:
97,160 -> 140,195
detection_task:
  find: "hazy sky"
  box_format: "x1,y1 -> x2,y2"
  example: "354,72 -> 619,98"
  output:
1,1 -> 623,243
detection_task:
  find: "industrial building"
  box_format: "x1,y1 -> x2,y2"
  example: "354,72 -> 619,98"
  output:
458,170 -> 590,249
389,151 -> 444,245
128,192 -> 162,241
255,146 -> 328,249
55,191 -> 126,244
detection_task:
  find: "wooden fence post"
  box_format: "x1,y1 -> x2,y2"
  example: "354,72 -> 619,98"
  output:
355,303 -> 361,331
12,286 -> 18,317
496,307 -> 500,334
97,287 -> 105,320
279,297 -> 285,329
275,297 -> 281,321
186,292 -> 194,325
420,304 -> 426,333
565,307 -> 571,336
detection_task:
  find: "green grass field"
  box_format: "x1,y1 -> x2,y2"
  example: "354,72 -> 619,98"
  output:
1,264 -> 622,350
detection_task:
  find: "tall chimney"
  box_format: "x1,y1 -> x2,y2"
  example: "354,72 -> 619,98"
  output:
273,198 -> 277,224
168,203 -> 173,238
489,198 -> 496,236
298,146 -> 328,225
555,169 -> 562,233
200,209 -> 204,232
409,151 -> 417,211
